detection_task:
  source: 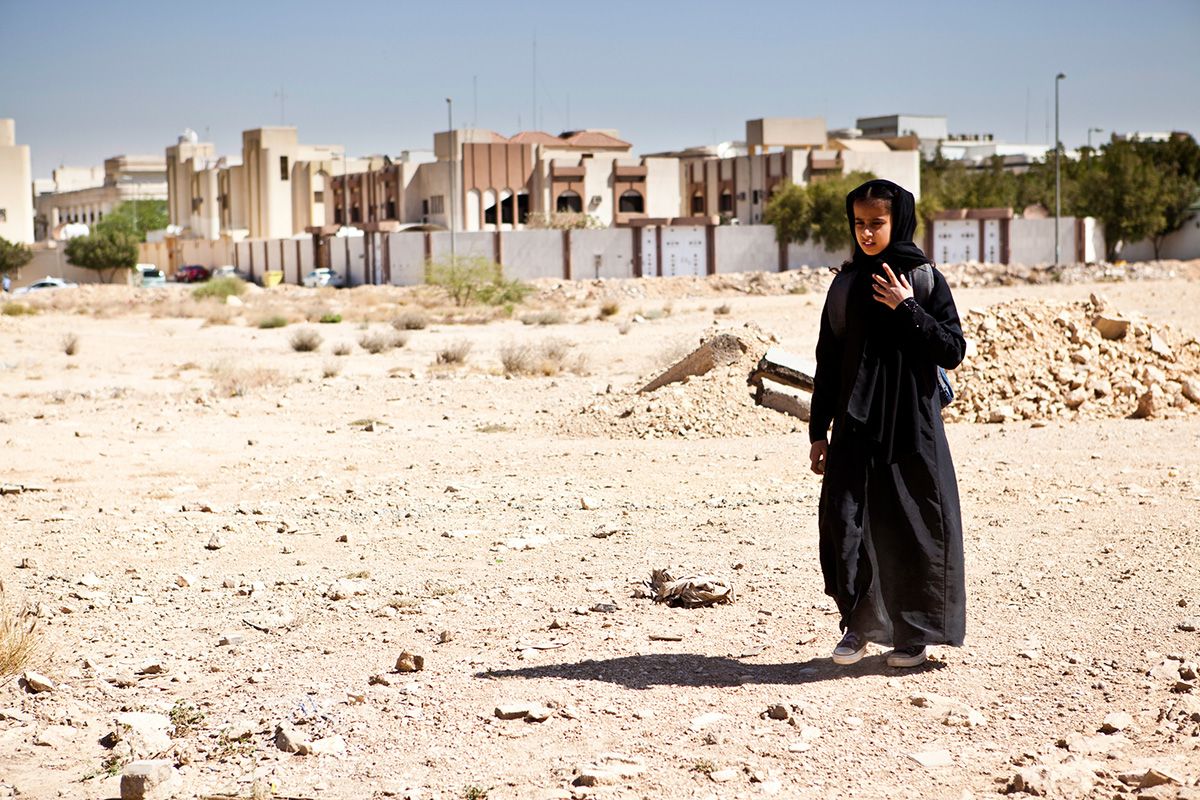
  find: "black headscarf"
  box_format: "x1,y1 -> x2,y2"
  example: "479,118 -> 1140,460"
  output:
841,179 -> 932,462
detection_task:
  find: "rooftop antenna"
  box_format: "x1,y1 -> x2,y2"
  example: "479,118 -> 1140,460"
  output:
274,86 -> 287,125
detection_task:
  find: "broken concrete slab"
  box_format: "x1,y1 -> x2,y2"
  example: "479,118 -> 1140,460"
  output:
755,377 -> 812,421
641,333 -> 747,393
748,346 -> 816,392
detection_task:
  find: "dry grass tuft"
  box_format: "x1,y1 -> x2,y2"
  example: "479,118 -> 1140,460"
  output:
359,330 -> 408,354
714,303 -> 732,315
499,337 -> 587,376
0,582 -> 41,683
61,333 -> 80,356
208,362 -> 286,397
289,327 -> 323,352
332,341 -> 352,356
392,309 -> 429,330
520,309 -> 565,326
436,339 -> 472,365
321,360 -> 342,378
598,300 -> 620,318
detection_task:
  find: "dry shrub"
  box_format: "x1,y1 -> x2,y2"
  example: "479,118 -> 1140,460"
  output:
321,360 -> 342,378
289,327 -> 323,352
436,339 -> 472,365
714,303 -> 732,315
500,337 -> 587,376
61,333 -> 79,356
359,330 -> 407,354
208,362 -> 285,397
203,305 -> 237,326
392,309 -> 429,330
1,302 -> 36,317
617,321 -> 631,335
520,309 -> 565,326
258,315 -> 289,329
599,301 -> 620,318
0,582 -> 40,683
332,341 -> 352,356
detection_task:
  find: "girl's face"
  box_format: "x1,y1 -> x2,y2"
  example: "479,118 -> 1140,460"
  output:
853,199 -> 892,257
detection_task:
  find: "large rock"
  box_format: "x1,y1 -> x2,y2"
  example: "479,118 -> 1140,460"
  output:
120,760 -> 182,800
755,378 -> 812,421
115,712 -> 173,757
1092,315 -> 1130,340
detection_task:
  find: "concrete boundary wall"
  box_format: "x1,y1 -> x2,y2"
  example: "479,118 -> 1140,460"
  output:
715,226 -> 778,274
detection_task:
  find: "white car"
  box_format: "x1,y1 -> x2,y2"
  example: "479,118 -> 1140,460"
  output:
303,268 -> 343,288
13,277 -> 78,296
137,265 -> 166,288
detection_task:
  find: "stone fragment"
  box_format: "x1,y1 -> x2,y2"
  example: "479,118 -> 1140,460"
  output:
205,533 -> 224,550
1182,377 -> 1200,405
495,703 -> 532,720
524,706 -> 552,723
1178,618 -> 1200,632
135,660 -> 166,675
437,630 -> 453,644
1133,387 -> 1161,419
120,759 -> 182,800
33,725 -> 78,748
115,712 -> 173,755
573,753 -> 646,787
1092,315 -> 1130,340
640,333 -> 748,393
274,723 -> 311,754
580,496 -> 598,510
394,652 -> 424,672
309,735 -> 346,755
1139,768 -> 1180,789
21,671 -> 55,693
1100,711 -> 1133,733
173,573 -> 195,588
218,633 -> 244,647
1148,330 -> 1175,360
689,712 -> 728,731
766,704 -> 790,721
709,769 -> 738,783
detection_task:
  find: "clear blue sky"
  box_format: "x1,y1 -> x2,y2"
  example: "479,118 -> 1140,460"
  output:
2,0 -> 1197,179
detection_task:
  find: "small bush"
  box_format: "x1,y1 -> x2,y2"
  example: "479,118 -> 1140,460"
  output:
62,333 -> 79,356
1,581 -> 41,681
203,306 -> 236,326
599,301 -> 620,318
500,337 -> 585,376
714,303 -> 732,315
392,309 -> 429,330
208,363 -> 285,397
425,256 -> 529,307
258,315 -> 288,330
289,327 -> 323,352
436,339 -> 472,365
1,302 -> 36,317
643,307 -> 669,321
332,342 -> 352,356
359,330 -> 407,354
520,310 -> 565,326
321,360 -> 342,378
193,276 -> 246,300
318,313 -> 342,324
169,701 -> 205,737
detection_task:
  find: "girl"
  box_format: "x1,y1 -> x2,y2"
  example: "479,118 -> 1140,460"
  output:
808,179 -> 966,669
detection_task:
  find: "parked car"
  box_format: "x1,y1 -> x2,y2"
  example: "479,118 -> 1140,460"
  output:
303,268 -> 344,288
212,265 -> 250,281
137,265 -> 166,288
175,265 -> 211,283
12,277 -> 77,296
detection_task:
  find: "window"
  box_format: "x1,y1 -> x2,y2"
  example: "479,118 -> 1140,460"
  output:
501,194 -> 514,224
334,208 -> 344,224
752,190 -> 761,204
429,195 -> 445,214
351,206 -> 361,223
314,191 -> 324,203
719,191 -> 733,213
618,190 -> 644,214
386,199 -> 397,219
690,192 -> 704,215
280,156 -> 289,181
556,190 -> 582,213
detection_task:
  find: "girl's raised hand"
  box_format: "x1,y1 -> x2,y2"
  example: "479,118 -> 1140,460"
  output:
871,263 -> 914,310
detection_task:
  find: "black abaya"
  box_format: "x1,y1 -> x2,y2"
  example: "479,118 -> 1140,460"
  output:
809,180 -> 967,648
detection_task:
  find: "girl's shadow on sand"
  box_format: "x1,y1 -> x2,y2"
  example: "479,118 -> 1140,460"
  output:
476,653 -> 944,689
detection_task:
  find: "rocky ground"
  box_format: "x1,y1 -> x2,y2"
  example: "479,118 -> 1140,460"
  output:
1,267 -> 1198,800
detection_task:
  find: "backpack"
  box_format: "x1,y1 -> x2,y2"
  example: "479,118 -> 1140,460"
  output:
825,263 -> 955,408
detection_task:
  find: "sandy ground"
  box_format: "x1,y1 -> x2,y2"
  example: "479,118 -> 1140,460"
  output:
1,275 -> 1199,800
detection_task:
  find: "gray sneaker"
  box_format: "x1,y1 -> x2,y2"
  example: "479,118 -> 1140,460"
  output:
831,631 -> 867,665
886,645 -> 928,668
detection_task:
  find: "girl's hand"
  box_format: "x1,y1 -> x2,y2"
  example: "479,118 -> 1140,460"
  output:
809,440 -> 828,475
872,263 -> 913,309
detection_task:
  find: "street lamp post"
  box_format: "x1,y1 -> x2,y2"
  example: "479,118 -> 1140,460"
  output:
446,97 -> 457,263
1055,72 -> 1066,266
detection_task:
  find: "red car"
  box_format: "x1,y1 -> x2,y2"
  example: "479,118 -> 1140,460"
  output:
175,265 -> 210,283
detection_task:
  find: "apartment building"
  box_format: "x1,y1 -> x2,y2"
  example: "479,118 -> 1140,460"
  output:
0,119 -> 35,243
33,154 -> 166,240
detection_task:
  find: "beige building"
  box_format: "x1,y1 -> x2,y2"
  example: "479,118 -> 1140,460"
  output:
33,154 -> 167,240
0,119 -> 34,244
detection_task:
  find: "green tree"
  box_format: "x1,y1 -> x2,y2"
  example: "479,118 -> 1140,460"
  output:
100,200 -> 168,242
764,171 -> 875,252
0,236 -> 33,276
64,226 -> 139,283
1074,140 -> 1166,260
1142,136 -> 1200,258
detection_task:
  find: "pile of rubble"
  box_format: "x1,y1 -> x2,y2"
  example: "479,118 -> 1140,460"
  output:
946,293 -> 1200,424
565,324 -> 801,439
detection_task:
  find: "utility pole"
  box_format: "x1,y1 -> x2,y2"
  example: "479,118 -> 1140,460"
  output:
1054,72 -> 1066,266
446,97 -> 457,263
1088,127 -> 1103,150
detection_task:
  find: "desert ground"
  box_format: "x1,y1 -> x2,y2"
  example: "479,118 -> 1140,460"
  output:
1,265 -> 1199,800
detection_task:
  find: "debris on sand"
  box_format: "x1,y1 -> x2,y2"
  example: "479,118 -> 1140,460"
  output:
635,569 -> 735,608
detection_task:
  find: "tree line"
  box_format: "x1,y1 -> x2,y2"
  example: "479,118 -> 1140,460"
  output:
765,135 -> 1200,261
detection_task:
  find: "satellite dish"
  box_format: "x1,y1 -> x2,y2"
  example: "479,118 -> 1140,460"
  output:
180,128 -> 199,144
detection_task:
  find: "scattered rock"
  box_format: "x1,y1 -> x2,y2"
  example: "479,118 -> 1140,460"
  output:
21,671 -> 55,693
766,704 -> 790,721
573,753 -> 646,786
115,712 -> 173,755
120,759 -> 182,800
689,712 -> 728,731
205,533 -> 225,550
524,706 -> 552,723
1139,768 -> 1180,789
580,496 -> 598,510
1092,314 -> 1130,340
394,652 -> 424,672
173,573 -> 195,588
274,723 -> 311,755
908,749 -> 954,769
437,630 -> 453,644
218,633 -> 244,647
495,703 -> 532,720
33,725 -> 78,748
1100,711 -> 1133,733
709,768 -> 738,783
1178,618 -> 1200,632
135,660 -> 166,676
309,735 -> 346,756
